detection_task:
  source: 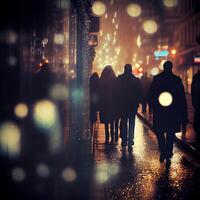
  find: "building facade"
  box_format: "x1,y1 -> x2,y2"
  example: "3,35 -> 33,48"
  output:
174,0 -> 200,93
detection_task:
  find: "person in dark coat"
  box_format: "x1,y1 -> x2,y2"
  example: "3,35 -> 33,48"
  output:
140,72 -> 152,113
89,72 -> 99,131
116,64 -> 141,151
191,70 -> 200,143
99,66 -> 116,144
148,61 -> 188,167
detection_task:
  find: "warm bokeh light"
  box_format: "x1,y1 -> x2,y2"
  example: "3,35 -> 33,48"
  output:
50,83 -> 69,101
6,30 -> 18,44
0,122 -> 21,157
14,103 -> 29,118
92,1 -> 106,16
151,67 -> 159,76
158,92 -> 173,107
37,163 -> 50,178
33,100 -> 57,130
163,0 -> 177,8
127,3 -> 142,17
171,49 -> 177,55
159,59 -> 167,70
11,167 -> 26,182
54,33 -> 64,45
137,34 -> 142,48
143,20 -> 158,34
62,168 -> 77,182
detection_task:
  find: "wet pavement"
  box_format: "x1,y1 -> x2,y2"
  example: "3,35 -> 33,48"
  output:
93,117 -> 200,200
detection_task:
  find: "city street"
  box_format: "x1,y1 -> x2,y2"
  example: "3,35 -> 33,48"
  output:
92,117 -> 200,200
0,1 -> 200,199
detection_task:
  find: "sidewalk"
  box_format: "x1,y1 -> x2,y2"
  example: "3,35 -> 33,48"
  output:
137,99 -> 200,158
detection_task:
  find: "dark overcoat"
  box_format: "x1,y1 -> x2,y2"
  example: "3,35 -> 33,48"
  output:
148,71 -> 188,133
116,72 -> 141,117
191,71 -> 200,132
99,76 -> 116,123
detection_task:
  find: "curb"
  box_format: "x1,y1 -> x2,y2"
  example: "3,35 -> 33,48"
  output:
137,113 -> 200,159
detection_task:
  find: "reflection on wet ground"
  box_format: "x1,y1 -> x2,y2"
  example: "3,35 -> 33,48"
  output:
93,117 -> 200,200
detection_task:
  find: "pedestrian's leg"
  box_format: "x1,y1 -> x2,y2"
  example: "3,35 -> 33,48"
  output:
110,121 -> 115,143
105,123 -> 109,144
115,118 -> 119,143
156,132 -> 166,162
166,132 -> 175,159
121,117 -> 128,147
128,115 -> 136,149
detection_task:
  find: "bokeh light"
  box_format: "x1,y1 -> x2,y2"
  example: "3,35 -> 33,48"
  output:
72,89 -> 84,103
62,168 -> 77,182
0,122 -> 21,157
171,49 -> 177,55
143,20 -> 158,34
33,100 -> 57,130
163,0 -> 177,8
158,92 -> 173,107
7,56 -> 17,66
92,1 -> 106,16
54,34 -> 64,45
14,103 -> 29,118
127,3 -> 142,18
159,59 -> 167,70
37,163 -> 50,178
50,83 -> 69,101
95,162 -> 119,184
151,67 -> 159,76
6,30 -> 18,44
95,163 -> 109,184
11,167 -> 26,182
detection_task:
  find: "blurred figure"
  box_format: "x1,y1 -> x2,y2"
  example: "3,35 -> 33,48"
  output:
140,72 -> 152,113
191,70 -> 200,143
148,61 -> 188,168
99,66 -> 116,144
89,72 -> 99,133
32,62 -> 54,101
116,64 -> 141,151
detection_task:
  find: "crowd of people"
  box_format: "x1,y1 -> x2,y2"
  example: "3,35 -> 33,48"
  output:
90,60 -> 200,168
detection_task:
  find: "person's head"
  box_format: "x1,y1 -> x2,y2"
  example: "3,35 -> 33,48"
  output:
124,64 -> 132,74
163,61 -> 173,72
90,72 -> 99,81
101,65 -> 116,79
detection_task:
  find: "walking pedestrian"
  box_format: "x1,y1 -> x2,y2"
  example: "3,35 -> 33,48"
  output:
140,72 -> 152,113
89,72 -> 100,133
116,64 -> 141,151
148,61 -> 188,168
99,66 -> 116,144
191,70 -> 200,144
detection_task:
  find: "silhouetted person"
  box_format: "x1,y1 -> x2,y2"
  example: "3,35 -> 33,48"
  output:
32,62 -> 54,101
89,72 -> 99,133
113,78 -> 120,144
99,66 -> 116,144
191,70 -> 200,143
148,61 -> 188,168
140,72 -> 152,113
116,64 -> 141,151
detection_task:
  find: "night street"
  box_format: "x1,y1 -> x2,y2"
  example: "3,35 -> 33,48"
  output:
1,0 -> 200,199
